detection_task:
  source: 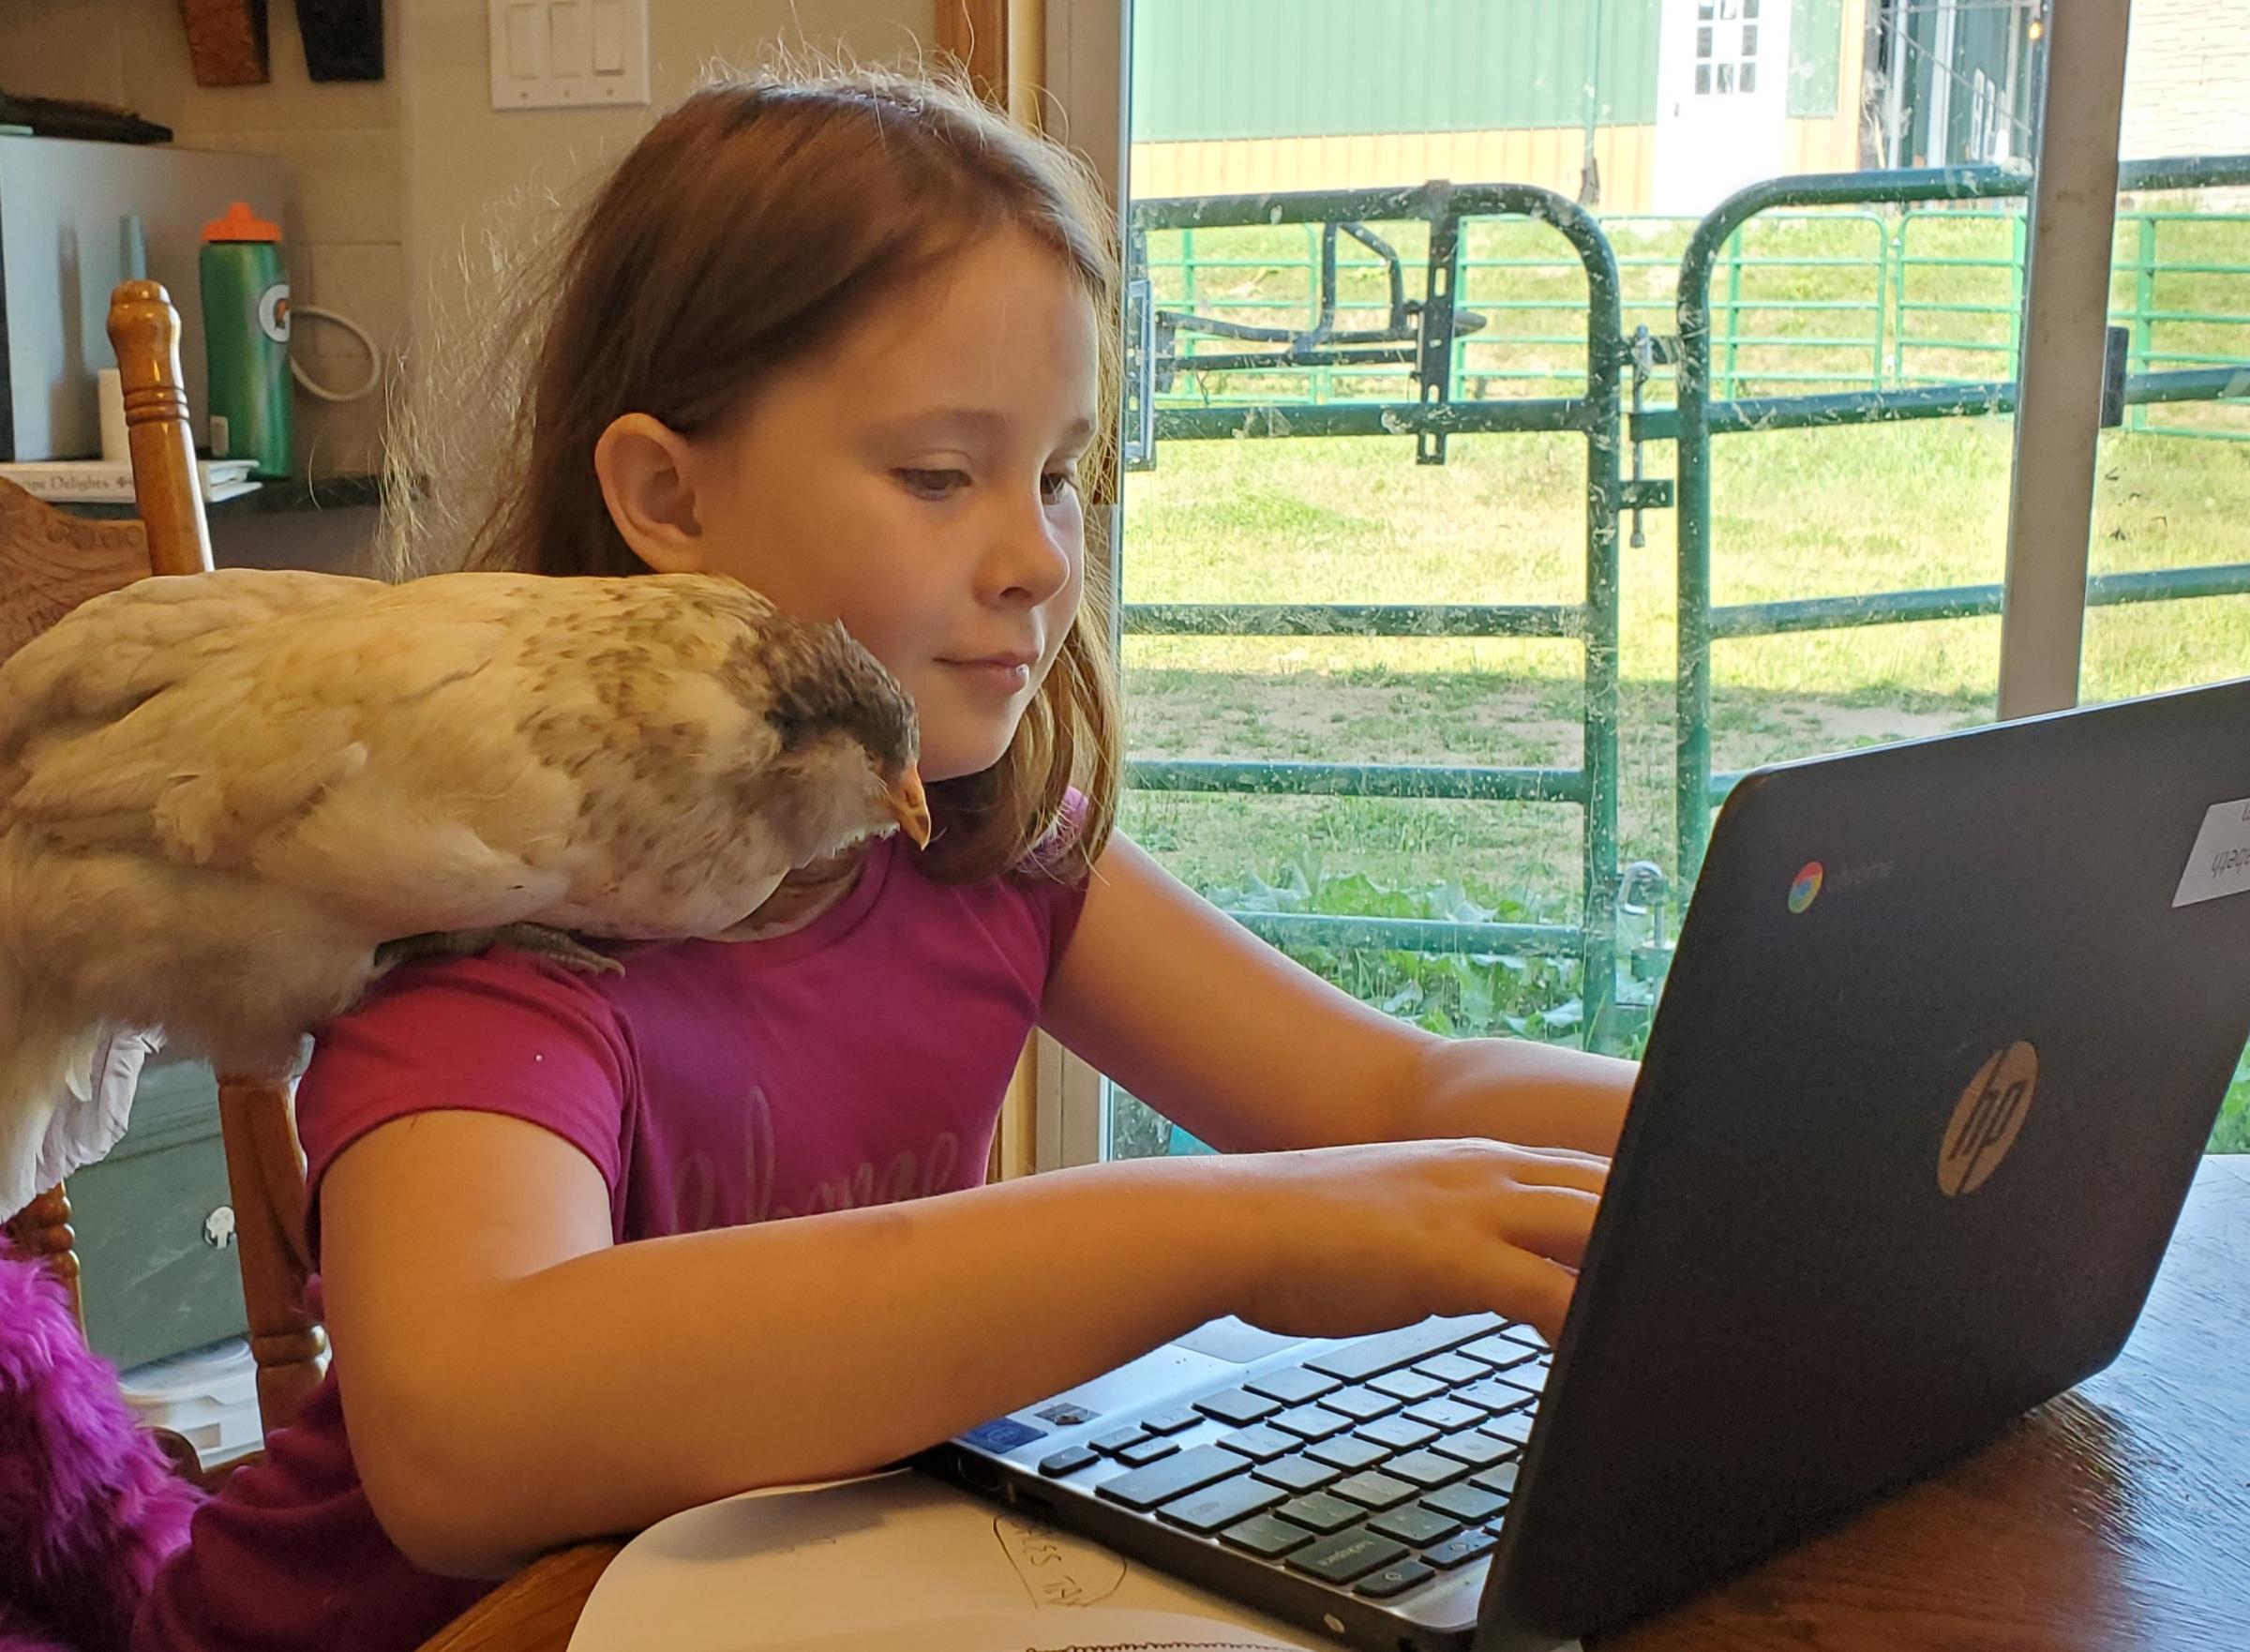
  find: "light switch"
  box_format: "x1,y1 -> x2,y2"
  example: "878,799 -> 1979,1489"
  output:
504,3 -> 541,78
548,1 -> 589,78
490,0 -> 647,109
592,2 -> 625,74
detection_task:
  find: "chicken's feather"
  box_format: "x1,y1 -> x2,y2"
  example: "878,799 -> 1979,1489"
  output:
0,565 -> 919,1213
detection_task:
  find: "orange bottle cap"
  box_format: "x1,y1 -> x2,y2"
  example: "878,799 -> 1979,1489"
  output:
202,201 -> 282,243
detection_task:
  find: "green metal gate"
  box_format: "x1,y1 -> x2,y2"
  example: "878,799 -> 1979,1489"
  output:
1124,182 -> 1635,1045
1647,156 -> 2250,891
1120,157 -> 2250,1052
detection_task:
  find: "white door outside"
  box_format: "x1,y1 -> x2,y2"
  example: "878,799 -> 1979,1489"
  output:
1654,0 -> 1796,216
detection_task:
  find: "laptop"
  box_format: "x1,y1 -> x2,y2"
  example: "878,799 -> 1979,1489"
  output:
916,677 -> 2250,1650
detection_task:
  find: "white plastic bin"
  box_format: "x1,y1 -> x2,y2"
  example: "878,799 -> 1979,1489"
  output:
116,1336 -> 262,1466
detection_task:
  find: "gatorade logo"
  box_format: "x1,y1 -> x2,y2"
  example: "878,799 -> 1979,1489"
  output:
258,282 -> 292,345
1938,1042 -> 2038,1196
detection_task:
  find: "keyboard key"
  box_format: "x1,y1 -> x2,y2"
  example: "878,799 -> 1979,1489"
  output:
1158,1473 -> 1286,1534
1245,1366 -> 1340,1405
1455,1380 -> 1535,1416
1268,1404 -> 1353,1442
1430,1429 -> 1515,1470
1306,1434 -> 1390,1471
1424,1481 -> 1508,1524
1319,1385 -> 1401,1422
1097,1445 -> 1248,1511
1423,1528 -> 1499,1569
1116,1436 -> 1181,1467
1329,1470 -> 1418,1510
1355,1558 -> 1435,1599
1287,1527 -> 1410,1584
1038,1446 -> 1099,1478
1462,1334 -> 1541,1372
1252,1454 -> 1340,1494
1480,1410 -> 1538,1448
1500,1325 -> 1547,1351
1357,1416 -> 1438,1452
1091,1427 -> 1151,1455
1413,1352 -> 1490,1385
1470,1463 -> 1522,1497
1194,1388 -> 1282,1428
1508,1360 -> 1550,1391
962,1418 -> 1046,1453
1276,1491 -> 1365,1534
1368,1504 -> 1462,1546
1304,1315 -> 1503,1384
1140,1406 -> 1202,1435
1220,1512 -> 1316,1558
1406,1398 -> 1492,1431
1384,1449 -> 1468,1490
1368,1369 -> 1448,1404
1218,1424 -> 1299,1464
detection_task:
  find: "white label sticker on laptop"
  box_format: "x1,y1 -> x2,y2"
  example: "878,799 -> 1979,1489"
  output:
2174,798 -> 2250,908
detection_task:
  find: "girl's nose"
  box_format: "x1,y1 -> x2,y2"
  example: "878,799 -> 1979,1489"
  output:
982,491 -> 1076,607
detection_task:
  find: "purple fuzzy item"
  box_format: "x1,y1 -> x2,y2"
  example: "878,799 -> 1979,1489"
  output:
0,1254 -> 206,1652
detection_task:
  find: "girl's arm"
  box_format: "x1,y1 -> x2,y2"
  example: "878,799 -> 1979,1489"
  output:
1042,834 -> 1634,1156
322,1105 -> 1605,1579
322,1111 -> 1258,1578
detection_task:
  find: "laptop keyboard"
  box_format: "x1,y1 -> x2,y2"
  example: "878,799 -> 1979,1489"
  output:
1028,1313 -> 1549,1602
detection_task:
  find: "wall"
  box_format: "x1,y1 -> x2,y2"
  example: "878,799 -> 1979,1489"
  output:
1125,0 -> 1864,213
0,0 -> 938,493
395,0 -> 933,362
2119,0 -> 2250,163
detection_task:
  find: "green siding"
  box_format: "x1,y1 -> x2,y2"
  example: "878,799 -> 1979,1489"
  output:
1130,0 -> 1664,142
1788,0 -> 1847,117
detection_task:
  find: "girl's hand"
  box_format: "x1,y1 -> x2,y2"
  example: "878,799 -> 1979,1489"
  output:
1217,1137 -> 1607,1348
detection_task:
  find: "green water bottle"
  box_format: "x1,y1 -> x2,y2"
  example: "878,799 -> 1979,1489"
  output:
200,201 -> 292,478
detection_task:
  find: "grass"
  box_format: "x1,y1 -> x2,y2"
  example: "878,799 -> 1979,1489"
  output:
1118,422 -> 2250,905
1116,207 -> 2250,1150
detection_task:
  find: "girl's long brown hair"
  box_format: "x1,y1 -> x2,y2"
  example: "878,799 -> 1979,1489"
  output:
383,66 -> 1119,884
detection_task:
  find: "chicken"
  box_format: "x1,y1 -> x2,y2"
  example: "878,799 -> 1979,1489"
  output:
0,567 -> 929,1217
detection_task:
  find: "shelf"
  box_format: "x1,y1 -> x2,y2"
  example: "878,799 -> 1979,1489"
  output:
55,473 -> 383,518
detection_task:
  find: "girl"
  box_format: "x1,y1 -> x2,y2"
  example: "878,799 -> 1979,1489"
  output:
134,66 -> 1634,1652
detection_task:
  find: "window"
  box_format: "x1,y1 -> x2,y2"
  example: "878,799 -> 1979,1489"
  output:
1048,0 -> 2249,1164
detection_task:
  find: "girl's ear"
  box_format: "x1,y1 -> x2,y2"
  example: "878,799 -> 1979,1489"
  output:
593,413 -> 707,573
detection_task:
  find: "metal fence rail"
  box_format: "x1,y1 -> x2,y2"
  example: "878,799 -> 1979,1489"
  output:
1668,156 -> 2250,888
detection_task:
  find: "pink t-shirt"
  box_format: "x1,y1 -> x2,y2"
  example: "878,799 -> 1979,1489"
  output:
134,820 -> 1091,1652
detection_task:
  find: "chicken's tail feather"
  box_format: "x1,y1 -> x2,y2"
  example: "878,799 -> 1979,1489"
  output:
0,952 -> 108,1223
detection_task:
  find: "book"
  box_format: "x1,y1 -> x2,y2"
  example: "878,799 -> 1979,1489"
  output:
0,458 -> 260,505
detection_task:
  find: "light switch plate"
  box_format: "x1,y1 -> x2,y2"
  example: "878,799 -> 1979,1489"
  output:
488,0 -> 648,111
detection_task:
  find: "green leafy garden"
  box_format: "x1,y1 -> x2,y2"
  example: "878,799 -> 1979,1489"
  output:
1168,859 -> 2250,1156
1206,855 -> 1588,1044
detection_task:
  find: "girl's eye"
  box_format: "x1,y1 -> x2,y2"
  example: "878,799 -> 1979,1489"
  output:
897,468 -> 970,499
1041,469 -> 1080,503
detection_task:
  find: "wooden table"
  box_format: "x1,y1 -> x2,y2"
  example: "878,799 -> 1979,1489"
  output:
444,1157 -> 2250,1652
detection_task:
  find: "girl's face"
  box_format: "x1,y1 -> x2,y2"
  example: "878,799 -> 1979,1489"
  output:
632,230 -> 1101,786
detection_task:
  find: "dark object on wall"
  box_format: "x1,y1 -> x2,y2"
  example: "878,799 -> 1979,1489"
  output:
176,0 -> 271,87
295,0 -> 384,82
0,93 -> 173,144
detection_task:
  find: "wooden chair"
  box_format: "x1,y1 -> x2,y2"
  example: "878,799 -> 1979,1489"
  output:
0,279 -> 617,1648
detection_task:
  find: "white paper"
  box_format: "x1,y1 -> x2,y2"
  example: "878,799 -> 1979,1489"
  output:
565,1470 -> 1324,1652
2173,797 -> 2250,908
754,1608 -> 1307,1652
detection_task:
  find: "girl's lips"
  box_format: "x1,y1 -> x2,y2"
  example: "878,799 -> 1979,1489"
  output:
941,658 -> 1032,692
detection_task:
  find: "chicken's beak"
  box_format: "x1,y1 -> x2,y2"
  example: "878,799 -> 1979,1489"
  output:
886,767 -> 932,849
